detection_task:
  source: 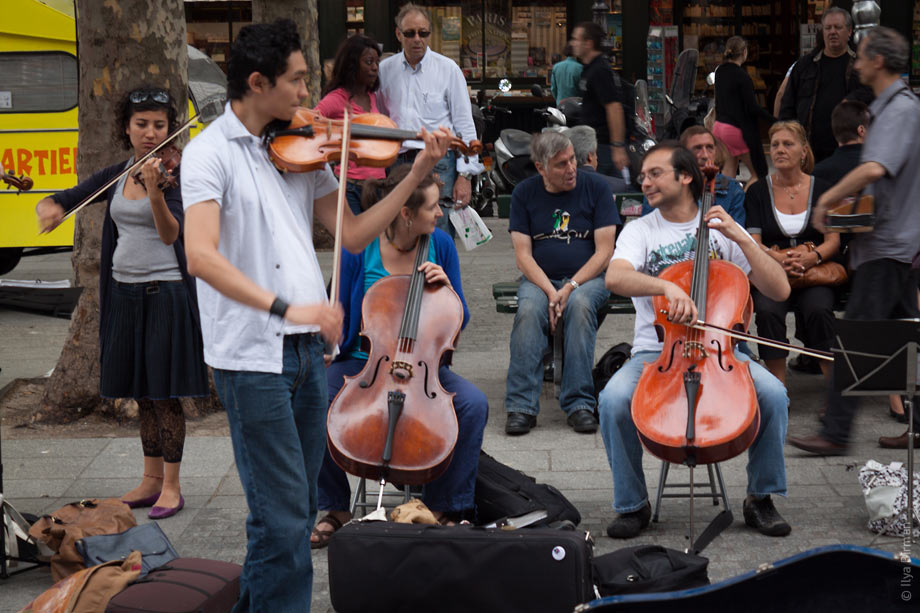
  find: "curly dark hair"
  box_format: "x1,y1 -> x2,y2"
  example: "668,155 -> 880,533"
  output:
322,34 -> 381,98
360,164 -> 442,221
116,87 -> 178,150
227,19 -> 302,100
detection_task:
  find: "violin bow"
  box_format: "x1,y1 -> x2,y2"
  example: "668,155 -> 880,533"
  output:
52,111 -> 201,228
325,107 -> 352,359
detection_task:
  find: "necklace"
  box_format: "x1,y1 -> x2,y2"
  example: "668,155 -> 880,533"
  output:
384,229 -> 419,253
775,175 -> 805,200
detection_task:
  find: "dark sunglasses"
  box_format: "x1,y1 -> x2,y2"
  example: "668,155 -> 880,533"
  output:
129,89 -> 169,104
401,29 -> 430,39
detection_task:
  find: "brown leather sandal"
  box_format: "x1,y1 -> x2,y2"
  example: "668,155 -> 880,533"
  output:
310,513 -> 344,549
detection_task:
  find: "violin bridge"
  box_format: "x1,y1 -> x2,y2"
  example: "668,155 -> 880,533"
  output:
390,360 -> 413,381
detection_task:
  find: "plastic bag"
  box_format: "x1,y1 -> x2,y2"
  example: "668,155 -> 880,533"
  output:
858,460 -> 920,537
448,207 -> 492,251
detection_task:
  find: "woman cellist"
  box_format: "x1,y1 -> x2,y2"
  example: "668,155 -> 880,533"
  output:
310,165 -> 488,548
596,143 -> 792,539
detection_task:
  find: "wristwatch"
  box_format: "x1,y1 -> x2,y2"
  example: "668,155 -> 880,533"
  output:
569,279 -> 579,290
458,172 -> 474,180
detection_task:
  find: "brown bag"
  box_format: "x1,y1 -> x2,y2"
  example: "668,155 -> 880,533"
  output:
17,550 -> 142,613
28,499 -> 136,581
770,243 -> 848,290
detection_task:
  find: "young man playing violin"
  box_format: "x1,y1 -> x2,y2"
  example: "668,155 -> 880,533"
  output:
180,19 -> 452,612
597,142 -> 793,539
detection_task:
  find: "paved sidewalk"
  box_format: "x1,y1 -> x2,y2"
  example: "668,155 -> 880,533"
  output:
1,219 -> 915,612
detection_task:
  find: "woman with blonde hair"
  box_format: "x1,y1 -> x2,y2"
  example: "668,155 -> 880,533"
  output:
712,36 -> 775,185
744,120 -> 840,387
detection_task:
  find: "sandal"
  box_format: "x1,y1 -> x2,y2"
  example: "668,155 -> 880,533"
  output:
310,513 -> 344,550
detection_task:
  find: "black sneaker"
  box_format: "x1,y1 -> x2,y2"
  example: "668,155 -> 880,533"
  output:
566,409 -> 598,433
505,412 -> 537,435
606,502 -> 652,538
743,495 -> 791,536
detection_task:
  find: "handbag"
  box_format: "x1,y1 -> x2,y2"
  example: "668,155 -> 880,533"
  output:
770,242 -> 848,289
592,544 -> 710,596
76,522 -> 178,577
858,459 -> 919,538
28,499 -> 137,581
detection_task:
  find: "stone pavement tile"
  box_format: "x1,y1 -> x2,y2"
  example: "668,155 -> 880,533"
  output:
480,448 -> 550,472
79,437 -> 235,479
4,478 -> 74,499
532,470 -> 613,490
204,495 -> 250,510
215,471 -> 244,496
61,476 -> 222,499
0,438 -> 110,458
4,456 -> 86,480
551,448 -> 608,472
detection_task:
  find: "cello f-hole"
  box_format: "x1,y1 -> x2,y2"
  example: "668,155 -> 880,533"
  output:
359,355 -> 390,388
419,360 -> 437,399
710,339 -> 734,372
658,340 -> 682,373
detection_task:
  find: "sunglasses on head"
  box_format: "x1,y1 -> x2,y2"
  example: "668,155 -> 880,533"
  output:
129,89 -> 169,104
401,29 -> 430,39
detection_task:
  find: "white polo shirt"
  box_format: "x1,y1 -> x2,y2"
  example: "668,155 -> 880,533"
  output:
181,103 -> 339,373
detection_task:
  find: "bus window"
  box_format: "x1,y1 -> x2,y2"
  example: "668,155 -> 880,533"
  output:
0,51 -> 78,113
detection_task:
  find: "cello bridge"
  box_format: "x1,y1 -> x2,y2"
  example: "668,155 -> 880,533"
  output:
390,360 -> 413,381
683,342 -> 708,359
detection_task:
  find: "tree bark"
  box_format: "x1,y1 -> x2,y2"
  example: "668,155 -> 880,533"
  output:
34,0 -> 189,423
251,0 -> 332,249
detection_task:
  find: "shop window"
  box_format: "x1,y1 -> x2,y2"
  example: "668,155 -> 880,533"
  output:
0,52 -> 78,113
185,1 -> 251,73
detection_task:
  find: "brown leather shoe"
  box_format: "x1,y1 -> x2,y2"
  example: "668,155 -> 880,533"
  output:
878,430 -> 920,449
787,434 -> 847,456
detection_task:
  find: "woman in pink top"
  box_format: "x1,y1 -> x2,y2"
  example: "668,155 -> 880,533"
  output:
315,34 -> 385,214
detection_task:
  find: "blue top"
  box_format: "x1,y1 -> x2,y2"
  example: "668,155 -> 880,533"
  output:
640,173 -> 746,226
336,228 -> 469,364
509,170 -> 621,281
551,56 -> 583,104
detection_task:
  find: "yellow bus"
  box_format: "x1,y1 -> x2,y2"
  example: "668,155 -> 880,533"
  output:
0,0 -> 226,274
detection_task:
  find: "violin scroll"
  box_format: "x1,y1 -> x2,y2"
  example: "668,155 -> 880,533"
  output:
1,167 -> 34,192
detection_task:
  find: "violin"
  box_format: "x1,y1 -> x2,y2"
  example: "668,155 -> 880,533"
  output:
631,166 -> 760,467
131,144 -> 181,191
825,193 -> 875,233
265,107 -> 483,173
326,232 -> 462,486
1,167 -> 33,192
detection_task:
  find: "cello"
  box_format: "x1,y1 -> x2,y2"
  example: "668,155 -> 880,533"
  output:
632,166 -> 760,468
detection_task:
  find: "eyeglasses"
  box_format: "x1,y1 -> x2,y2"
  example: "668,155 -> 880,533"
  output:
636,166 -> 675,184
401,29 -> 431,39
129,89 -> 169,104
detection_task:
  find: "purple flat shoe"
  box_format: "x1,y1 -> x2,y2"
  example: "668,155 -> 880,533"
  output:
121,492 -> 162,509
148,495 -> 185,520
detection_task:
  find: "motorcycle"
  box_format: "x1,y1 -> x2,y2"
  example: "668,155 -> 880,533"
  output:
659,48 -> 711,141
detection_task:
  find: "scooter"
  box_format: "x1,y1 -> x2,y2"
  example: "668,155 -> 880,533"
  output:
659,48 -> 711,141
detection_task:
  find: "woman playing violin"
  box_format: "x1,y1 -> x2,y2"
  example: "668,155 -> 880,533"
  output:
35,87 -> 208,519
745,121 -> 840,386
315,34 -> 385,215
310,164 -> 488,548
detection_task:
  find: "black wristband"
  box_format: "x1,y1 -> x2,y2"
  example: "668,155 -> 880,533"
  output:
269,297 -> 290,319
611,141 -> 626,147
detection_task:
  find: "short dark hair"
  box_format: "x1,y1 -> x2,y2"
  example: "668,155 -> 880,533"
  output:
575,22 -> 605,52
830,100 -> 869,144
323,34 -> 381,97
862,26 -> 909,75
395,3 -> 430,29
116,86 -> 178,150
227,19 -> 302,101
643,141 -> 703,201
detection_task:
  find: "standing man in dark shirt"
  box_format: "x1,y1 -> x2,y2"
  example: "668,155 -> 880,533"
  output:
570,21 -> 628,176
779,7 -> 872,162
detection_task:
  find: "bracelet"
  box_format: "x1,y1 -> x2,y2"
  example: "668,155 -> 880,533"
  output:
814,250 -> 823,264
269,297 -> 290,319
610,141 -> 626,147
569,279 -> 579,290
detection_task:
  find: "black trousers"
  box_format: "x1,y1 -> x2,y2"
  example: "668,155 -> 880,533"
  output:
821,258 -> 920,443
752,284 -> 836,361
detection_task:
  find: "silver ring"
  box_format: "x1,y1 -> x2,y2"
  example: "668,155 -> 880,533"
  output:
549,302 -> 556,307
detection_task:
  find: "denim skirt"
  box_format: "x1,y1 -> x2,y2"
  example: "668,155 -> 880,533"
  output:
100,279 -> 209,400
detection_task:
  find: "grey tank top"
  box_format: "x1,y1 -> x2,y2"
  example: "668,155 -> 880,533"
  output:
110,168 -> 182,283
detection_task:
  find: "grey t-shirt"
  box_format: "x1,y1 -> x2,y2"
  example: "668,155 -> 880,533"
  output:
110,169 -> 182,283
851,81 -> 920,270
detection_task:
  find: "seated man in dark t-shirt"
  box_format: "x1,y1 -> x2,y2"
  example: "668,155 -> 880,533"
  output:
811,99 -> 867,185
505,132 -> 621,436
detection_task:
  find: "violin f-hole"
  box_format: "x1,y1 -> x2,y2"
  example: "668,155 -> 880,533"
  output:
358,355 -> 389,388
419,360 -> 437,399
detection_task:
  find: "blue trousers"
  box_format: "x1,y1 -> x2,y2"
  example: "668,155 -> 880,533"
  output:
213,334 -> 327,613
598,349 -> 788,513
318,357 -> 488,513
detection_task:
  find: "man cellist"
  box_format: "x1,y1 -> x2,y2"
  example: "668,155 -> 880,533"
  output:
597,142 -> 793,539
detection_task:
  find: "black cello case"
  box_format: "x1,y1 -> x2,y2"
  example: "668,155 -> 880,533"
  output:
578,545 -> 919,612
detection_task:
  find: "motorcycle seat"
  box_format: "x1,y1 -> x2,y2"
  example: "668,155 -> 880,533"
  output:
500,129 -> 533,157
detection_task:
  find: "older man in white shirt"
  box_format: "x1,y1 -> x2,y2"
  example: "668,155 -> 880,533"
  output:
377,2 -> 483,235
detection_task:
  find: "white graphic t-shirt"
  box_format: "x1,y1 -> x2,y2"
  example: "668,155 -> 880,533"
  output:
612,209 -> 754,354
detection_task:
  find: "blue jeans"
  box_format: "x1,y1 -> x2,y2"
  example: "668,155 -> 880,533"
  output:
598,349 -> 788,513
213,334 -> 327,613
318,357 -> 488,513
345,181 -> 364,216
505,276 -> 610,416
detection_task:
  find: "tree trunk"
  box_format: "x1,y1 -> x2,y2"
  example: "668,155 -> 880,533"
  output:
251,0 -> 332,250
33,0 -> 189,423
